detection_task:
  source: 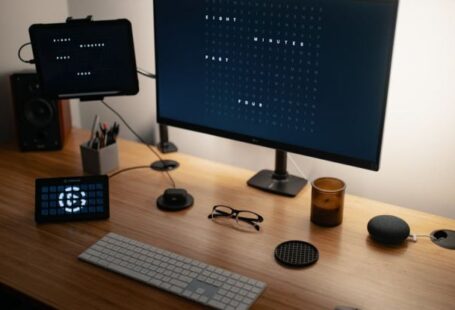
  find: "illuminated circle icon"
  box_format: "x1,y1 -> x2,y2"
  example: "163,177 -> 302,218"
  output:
58,186 -> 87,213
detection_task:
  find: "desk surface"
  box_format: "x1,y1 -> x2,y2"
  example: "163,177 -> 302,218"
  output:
0,129 -> 454,310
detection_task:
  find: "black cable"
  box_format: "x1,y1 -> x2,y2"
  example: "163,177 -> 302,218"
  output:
17,42 -> 35,64
109,165 -> 151,179
137,67 -> 156,79
100,99 -> 176,188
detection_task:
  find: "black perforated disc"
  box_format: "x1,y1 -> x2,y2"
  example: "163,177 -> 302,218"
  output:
274,240 -> 319,267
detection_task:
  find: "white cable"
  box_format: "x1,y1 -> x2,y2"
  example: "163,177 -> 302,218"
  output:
288,154 -> 307,179
408,234 -> 435,242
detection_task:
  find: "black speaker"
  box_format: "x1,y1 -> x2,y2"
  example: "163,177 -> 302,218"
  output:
367,215 -> 410,245
10,73 -> 71,151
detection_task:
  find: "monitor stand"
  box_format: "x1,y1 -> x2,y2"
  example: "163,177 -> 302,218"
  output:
157,124 -> 178,153
153,124 -> 179,171
247,150 -> 307,197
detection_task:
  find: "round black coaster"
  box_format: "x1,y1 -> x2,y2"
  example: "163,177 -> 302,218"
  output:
274,240 -> 319,267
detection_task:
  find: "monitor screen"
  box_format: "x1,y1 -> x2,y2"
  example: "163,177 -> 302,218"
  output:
154,0 -> 398,170
29,19 -> 139,99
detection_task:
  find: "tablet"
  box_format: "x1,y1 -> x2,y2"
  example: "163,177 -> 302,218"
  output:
29,19 -> 139,100
35,175 -> 109,223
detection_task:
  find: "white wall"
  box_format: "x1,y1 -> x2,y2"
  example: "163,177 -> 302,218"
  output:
69,0 -> 455,218
67,0 -> 157,143
0,0 -> 71,143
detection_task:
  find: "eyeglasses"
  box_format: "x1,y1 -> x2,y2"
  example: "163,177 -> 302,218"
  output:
208,205 -> 264,231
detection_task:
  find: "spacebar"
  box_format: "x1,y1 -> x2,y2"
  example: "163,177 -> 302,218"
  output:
108,263 -> 151,283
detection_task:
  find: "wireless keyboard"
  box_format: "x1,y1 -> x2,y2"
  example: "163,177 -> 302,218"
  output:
79,233 -> 266,309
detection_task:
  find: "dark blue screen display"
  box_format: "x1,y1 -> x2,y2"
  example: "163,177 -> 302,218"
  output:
155,0 -> 398,170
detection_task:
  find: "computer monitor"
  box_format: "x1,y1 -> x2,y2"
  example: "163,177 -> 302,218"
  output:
154,0 -> 398,196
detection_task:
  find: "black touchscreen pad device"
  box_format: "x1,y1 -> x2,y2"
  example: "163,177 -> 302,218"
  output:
29,19 -> 139,99
35,175 -> 109,223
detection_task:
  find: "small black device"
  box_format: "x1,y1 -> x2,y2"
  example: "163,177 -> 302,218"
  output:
156,188 -> 193,211
10,72 -> 72,151
367,215 -> 410,245
29,17 -> 138,100
274,240 -> 319,268
35,175 -> 109,223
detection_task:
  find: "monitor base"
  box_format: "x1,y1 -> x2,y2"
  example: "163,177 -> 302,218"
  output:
157,124 -> 178,153
247,170 -> 307,197
151,160 -> 179,171
157,142 -> 178,154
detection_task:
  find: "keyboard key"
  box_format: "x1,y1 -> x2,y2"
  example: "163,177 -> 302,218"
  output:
247,292 -> 256,299
234,295 -> 243,302
170,286 -> 183,294
230,300 -> 239,307
213,294 -> 223,301
208,300 -> 226,309
237,304 -> 249,310
196,288 -> 205,294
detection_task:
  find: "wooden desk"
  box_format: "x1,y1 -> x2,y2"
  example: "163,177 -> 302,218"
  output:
0,129 -> 454,310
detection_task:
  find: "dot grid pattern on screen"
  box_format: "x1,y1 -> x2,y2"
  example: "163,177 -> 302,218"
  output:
40,183 -> 105,216
203,0 -> 322,134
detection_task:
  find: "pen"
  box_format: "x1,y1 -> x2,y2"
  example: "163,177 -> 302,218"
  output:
106,122 -> 120,145
92,132 -> 100,150
99,122 -> 109,148
112,122 -> 120,141
103,123 -> 109,146
89,115 -> 100,147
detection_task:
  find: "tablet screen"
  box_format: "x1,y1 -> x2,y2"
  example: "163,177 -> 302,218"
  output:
29,19 -> 139,99
35,175 -> 109,223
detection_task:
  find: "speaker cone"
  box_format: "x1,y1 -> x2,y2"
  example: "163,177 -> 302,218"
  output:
24,98 -> 54,128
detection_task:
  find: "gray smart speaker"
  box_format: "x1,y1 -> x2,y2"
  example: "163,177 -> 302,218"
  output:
367,215 -> 410,245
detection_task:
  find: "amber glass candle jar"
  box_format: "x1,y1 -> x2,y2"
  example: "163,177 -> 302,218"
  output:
311,177 -> 346,227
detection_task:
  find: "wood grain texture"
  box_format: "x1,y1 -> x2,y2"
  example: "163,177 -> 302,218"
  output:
0,128 -> 454,309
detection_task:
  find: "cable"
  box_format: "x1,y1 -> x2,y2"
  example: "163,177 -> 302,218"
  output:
288,154 -> 307,179
413,234 -> 434,238
17,42 -> 35,64
109,165 -> 151,179
137,67 -> 156,79
409,234 -> 436,242
100,100 -> 176,188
